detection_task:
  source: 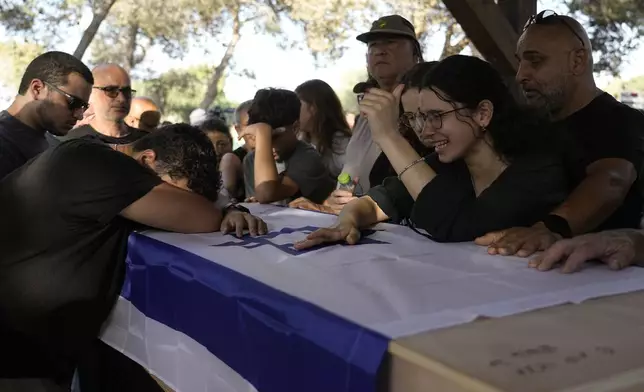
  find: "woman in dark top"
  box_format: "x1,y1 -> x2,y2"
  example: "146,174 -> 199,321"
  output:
295,55 -> 568,247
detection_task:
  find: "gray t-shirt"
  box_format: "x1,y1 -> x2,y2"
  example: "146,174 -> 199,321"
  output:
0,110 -> 49,180
338,116 -> 381,192
320,131 -> 350,179
243,141 -> 334,204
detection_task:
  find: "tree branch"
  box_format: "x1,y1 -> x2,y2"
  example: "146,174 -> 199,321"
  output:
73,0 -> 118,59
439,21 -> 469,59
199,8 -> 243,109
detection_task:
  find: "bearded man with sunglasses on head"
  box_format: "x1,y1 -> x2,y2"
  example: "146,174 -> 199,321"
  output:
477,11 -> 644,263
0,51 -> 93,179
65,63 -> 148,148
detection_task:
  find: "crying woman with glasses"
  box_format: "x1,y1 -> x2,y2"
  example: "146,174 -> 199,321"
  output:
295,55 -> 568,249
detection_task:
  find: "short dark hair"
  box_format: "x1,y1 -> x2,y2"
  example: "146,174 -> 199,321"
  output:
18,51 -> 93,95
132,123 -> 220,201
200,118 -> 231,139
248,88 -> 300,129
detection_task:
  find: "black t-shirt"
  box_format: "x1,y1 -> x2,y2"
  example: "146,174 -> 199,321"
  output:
556,93 -> 644,230
0,137 -> 162,378
233,146 -> 248,162
64,124 -> 148,145
368,153 -> 568,242
0,110 -> 49,179
368,137 -> 432,193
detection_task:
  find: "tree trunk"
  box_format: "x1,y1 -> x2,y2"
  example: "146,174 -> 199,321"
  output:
73,0 -> 119,60
439,22 -> 470,59
199,10 -> 242,109
124,21 -> 139,71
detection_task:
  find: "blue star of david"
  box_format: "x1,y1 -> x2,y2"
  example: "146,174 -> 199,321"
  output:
211,226 -> 389,255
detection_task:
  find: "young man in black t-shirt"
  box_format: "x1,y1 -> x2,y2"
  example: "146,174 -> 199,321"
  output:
0,124 -> 266,388
0,51 -> 93,179
477,13 -> 644,258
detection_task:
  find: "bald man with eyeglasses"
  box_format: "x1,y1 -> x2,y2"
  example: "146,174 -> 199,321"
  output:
64,64 -> 148,147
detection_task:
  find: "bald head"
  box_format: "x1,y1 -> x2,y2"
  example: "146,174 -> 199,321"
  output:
92,64 -> 131,86
89,63 -> 134,123
126,97 -> 161,131
516,14 -> 596,118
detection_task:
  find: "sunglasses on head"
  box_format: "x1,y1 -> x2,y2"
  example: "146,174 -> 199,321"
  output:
93,86 -> 136,99
43,81 -> 89,112
523,10 -> 585,47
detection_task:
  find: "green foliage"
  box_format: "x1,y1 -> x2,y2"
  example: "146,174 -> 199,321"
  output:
0,0 -> 36,30
604,75 -> 644,96
335,67 -> 367,115
136,65 -> 236,122
0,39 -> 45,90
566,0 -> 644,75
89,0 -> 212,70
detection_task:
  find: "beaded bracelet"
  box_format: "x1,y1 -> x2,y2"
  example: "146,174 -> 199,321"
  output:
398,156 -> 427,180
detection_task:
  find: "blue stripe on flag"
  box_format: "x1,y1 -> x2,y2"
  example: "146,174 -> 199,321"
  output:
123,232 -> 389,392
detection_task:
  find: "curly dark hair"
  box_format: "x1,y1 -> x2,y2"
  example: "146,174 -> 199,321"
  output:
247,88 -> 300,129
418,55 -> 550,162
132,123 -> 220,201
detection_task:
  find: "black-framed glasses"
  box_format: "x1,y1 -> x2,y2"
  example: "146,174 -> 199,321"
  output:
44,81 -> 89,112
523,10 -> 585,47
400,107 -> 461,133
93,86 -> 136,99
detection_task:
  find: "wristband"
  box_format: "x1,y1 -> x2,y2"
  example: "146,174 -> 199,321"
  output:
541,214 -> 572,239
223,203 -> 250,216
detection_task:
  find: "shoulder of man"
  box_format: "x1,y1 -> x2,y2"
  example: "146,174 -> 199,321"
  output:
62,125 -> 96,140
583,93 -> 643,124
0,110 -> 20,130
53,135 -> 114,155
126,125 -> 150,141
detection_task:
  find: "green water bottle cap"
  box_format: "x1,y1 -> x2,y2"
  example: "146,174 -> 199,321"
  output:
337,172 -> 352,185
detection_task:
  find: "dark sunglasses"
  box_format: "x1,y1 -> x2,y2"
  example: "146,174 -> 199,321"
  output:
44,81 -> 89,112
93,86 -> 136,99
523,10 -> 585,47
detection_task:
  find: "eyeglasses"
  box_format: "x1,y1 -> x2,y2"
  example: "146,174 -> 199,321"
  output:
44,81 -> 89,112
400,108 -> 462,133
93,86 -> 136,99
523,10 -> 585,47
214,140 -> 232,149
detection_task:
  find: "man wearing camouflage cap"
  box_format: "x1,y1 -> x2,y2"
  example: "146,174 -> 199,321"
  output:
291,15 -> 423,213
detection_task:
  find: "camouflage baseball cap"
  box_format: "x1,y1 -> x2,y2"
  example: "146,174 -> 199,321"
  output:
356,15 -> 418,43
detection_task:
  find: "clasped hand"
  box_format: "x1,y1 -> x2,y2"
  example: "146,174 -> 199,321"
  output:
359,84 -> 404,142
237,122 -> 271,141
